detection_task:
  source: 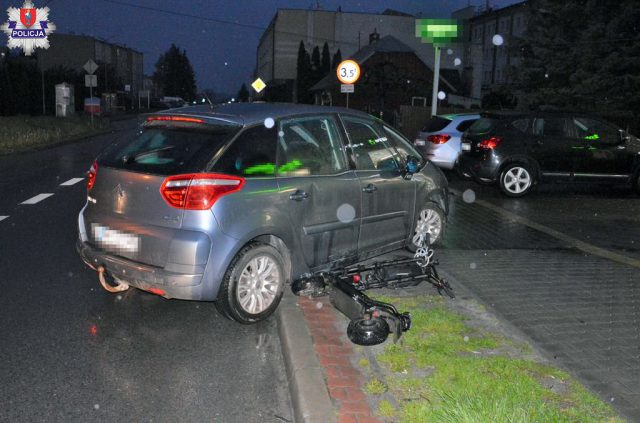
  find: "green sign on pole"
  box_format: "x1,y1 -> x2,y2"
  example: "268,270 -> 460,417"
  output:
415,19 -> 460,45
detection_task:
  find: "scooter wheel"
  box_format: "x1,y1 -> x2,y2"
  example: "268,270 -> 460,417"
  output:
347,318 -> 390,346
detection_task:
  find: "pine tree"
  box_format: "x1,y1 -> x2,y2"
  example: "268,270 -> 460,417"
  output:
296,41 -> 313,104
331,49 -> 342,72
513,0 -> 640,126
237,83 -> 249,102
321,42 -> 331,75
153,44 -> 197,102
311,46 -> 321,82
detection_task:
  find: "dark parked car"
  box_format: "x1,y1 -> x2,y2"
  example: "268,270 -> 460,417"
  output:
76,103 -> 449,323
458,112 -> 640,197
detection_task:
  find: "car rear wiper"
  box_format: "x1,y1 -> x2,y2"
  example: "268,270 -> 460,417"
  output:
122,146 -> 175,164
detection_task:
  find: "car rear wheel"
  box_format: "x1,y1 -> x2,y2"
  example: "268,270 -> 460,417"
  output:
499,164 -> 533,197
215,243 -> 285,324
408,204 -> 445,251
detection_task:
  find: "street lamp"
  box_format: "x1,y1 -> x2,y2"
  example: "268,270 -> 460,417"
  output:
415,19 -> 461,116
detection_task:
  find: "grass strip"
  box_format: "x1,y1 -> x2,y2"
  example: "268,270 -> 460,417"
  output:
0,115 -> 110,154
366,295 -> 623,423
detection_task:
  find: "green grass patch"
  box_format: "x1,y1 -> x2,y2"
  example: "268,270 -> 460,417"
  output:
0,115 -> 110,154
377,400 -> 397,418
358,358 -> 370,368
370,296 -> 623,423
364,378 -> 387,395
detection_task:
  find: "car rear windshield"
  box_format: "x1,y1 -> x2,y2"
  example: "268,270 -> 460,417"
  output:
422,116 -> 451,132
467,118 -> 498,134
99,124 -> 239,175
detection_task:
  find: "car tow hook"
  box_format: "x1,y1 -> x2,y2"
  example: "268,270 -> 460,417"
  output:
97,265 -> 130,293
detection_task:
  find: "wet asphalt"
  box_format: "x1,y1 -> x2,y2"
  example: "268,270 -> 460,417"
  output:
0,120 -> 292,423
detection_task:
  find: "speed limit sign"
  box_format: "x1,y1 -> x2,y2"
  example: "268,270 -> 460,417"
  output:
336,60 -> 360,84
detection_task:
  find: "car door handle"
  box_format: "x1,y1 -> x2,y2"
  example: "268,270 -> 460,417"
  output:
289,190 -> 309,201
362,184 -> 377,193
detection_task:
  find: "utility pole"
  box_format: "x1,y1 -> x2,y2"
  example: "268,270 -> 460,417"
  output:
431,46 -> 441,116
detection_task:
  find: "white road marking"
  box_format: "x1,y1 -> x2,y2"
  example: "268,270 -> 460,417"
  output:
21,193 -> 54,205
0,216 -> 8,222
60,177 -> 85,186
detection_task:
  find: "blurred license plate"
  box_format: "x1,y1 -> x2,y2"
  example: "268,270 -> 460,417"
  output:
92,224 -> 139,253
461,142 -> 471,151
414,139 -> 425,146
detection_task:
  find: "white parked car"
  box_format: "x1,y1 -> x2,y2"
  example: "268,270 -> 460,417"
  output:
414,114 -> 480,170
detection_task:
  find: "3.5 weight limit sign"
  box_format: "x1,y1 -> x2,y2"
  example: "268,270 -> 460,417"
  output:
336,60 -> 360,85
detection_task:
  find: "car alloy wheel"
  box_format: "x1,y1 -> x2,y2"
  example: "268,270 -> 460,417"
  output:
501,165 -> 532,196
216,243 -> 286,324
411,206 -> 444,248
236,255 -> 280,315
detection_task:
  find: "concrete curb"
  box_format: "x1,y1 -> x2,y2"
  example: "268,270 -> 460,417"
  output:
277,291 -> 336,423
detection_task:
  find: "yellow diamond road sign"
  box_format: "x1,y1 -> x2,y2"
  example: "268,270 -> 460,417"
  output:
252,78 -> 266,93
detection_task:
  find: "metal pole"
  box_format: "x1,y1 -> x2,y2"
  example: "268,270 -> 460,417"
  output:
431,46 -> 441,116
346,92 -> 349,109
41,68 -> 45,115
90,84 -> 94,126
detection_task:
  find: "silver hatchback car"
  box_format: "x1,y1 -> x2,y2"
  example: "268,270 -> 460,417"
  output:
414,113 -> 480,170
77,103 -> 449,323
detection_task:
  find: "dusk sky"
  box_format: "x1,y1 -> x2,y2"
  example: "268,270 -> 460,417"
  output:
2,0 -> 518,96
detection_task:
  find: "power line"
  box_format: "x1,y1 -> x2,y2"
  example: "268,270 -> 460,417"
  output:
98,0 -> 361,48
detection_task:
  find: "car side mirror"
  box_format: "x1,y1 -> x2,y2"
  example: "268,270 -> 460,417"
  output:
403,155 -> 421,180
619,129 -> 631,144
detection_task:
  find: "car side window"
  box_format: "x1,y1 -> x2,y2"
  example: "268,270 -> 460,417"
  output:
511,118 -> 530,133
383,125 -> 421,163
533,118 -> 573,138
342,116 -> 399,171
277,116 -> 347,176
572,117 -> 619,144
214,125 -> 278,177
456,119 -> 477,132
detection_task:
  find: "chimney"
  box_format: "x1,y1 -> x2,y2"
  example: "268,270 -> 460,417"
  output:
369,28 -> 380,45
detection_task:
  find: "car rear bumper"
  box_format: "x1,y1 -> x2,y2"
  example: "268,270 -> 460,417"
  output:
76,239 -> 207,300
458,153 -> 499,181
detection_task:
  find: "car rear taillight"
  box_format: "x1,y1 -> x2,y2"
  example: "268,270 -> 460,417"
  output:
160,173 -> 245,210
427,134 -> 451,144
478,137 -> 502,150
87,160 -> 98,191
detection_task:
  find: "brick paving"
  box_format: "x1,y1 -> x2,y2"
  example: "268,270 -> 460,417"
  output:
298,296 -> 382,423
437,196 -> 640,421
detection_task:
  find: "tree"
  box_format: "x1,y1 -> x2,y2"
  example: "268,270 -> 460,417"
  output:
237,83 -> 249,102
296,41 -> 314,104
513,0 -> 640,128
311,45 -> 321,82
321,42 -> 331,75
331,49 -> 342,72
153,44 -> 197,101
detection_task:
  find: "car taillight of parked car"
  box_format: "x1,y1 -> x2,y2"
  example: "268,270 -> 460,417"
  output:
478,137 -> 502,150
427,134 -> 451,144
160,173 -> 245,210
87,160 -> 98,192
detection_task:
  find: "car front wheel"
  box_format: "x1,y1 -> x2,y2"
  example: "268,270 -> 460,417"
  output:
408,204 -> 445,250
499,164 -> 533,197
215,243 -> 286,324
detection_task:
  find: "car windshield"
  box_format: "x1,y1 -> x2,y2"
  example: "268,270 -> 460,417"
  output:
467,118 -> 498,134
99,125 -> 239,175
422,116 -> 452,132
